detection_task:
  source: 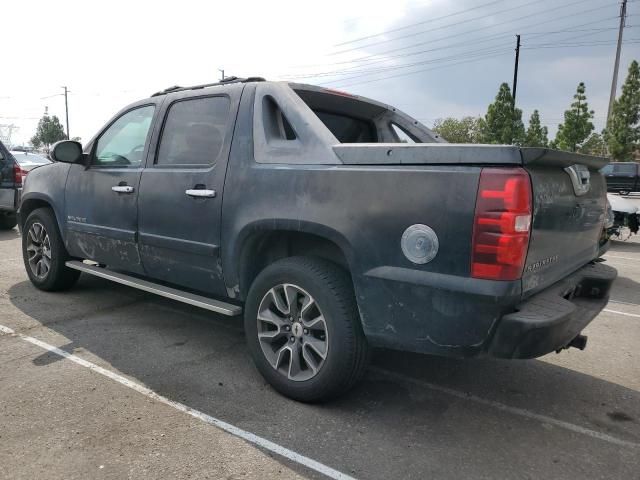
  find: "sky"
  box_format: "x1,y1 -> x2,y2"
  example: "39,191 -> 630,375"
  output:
1,0 -> 639,146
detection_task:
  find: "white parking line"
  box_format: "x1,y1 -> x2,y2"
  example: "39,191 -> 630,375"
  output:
604,255 -> 640,262
0,325 -> 356,480
369,367 -> 639,450
603,308 -> 640,319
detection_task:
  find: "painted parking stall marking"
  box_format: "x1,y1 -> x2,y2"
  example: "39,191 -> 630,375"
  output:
0,324 -> 357,480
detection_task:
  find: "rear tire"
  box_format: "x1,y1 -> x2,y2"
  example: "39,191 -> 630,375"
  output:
244,256 -> 369,402
22,208 -> 80,291
0,213 -> 17,230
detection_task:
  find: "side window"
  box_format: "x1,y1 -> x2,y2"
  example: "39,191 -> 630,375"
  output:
614,163 -> 637,175
94,105 -> 155,167
156,96 -> 230,166
600,164 -> 614,174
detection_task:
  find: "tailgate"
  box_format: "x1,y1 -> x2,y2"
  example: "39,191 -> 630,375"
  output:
521,149 -> 608,297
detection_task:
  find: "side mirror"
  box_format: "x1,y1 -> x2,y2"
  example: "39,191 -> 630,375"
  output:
50,140 -> 84,164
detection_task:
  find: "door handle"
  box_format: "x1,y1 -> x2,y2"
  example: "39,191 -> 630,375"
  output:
112,185 -> 135,193
185,189 -> 216,198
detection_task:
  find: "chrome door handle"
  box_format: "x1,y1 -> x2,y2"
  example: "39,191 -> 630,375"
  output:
112,185 -> 135,193
185,189 -> 216,198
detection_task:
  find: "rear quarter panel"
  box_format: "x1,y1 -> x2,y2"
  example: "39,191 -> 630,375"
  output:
222,86 -> 504,354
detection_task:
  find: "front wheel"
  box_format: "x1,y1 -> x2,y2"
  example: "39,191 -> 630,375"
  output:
22,208 -> 80,291
619,190 -> 630,196
244,257 -> 369,402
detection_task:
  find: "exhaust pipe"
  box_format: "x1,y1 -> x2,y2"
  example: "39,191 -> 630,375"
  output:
556,334 -> 588,353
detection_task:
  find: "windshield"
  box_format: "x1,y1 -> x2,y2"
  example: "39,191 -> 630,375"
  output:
11,152 -> 51,165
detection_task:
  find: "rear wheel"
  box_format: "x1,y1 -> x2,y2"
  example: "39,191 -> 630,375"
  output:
22,208 -> 80,291
0,213 -> 17,230
244,257 -> 369,402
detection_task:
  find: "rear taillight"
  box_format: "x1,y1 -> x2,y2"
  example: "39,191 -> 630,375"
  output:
13,164 -> 25,187
471,167 -> 532,281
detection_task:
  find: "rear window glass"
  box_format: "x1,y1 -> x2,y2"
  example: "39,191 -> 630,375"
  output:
613,163 -> 637,175
157,96 -> 230,166
315,111 -> 377,143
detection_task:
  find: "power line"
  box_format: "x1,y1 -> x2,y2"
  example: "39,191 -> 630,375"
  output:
329,0 -> 604,56
333,0 -> 504,47
329,51 -> 509,89
296,0 -> 615,78
284,22 -> 623,80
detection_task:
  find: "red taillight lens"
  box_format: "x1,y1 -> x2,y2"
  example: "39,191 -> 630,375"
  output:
13,164 -> 24,187
471,167 -> 532,281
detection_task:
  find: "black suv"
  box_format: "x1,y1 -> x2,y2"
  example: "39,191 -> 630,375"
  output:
0,140 -> 22,230
601,161 -> 640,195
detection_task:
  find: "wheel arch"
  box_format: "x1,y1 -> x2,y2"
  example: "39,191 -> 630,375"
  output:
232,221 -> 354,301
19,194 -> 63,234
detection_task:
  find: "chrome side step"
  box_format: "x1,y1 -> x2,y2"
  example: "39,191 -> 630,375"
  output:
65,260 -> 242,316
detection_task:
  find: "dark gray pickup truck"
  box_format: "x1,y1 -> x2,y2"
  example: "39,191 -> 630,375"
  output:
19,77 -> 616,401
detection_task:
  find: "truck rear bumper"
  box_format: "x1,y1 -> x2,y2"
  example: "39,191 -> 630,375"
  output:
488,262 -> 617,359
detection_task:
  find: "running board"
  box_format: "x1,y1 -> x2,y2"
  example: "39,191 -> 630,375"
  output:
65,261 -> 242,316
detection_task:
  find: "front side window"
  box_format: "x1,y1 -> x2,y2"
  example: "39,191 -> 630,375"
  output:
156,96 -> 230,166
94,105 -> 155,167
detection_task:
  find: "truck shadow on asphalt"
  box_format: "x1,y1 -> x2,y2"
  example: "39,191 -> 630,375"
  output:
0,228 -> 20,242
7,276 -> 640,479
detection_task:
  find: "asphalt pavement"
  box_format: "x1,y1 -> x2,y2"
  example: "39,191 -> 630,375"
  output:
1,199 -> 639,479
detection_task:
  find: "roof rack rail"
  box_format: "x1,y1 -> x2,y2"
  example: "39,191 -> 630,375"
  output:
151,76 -> 266,97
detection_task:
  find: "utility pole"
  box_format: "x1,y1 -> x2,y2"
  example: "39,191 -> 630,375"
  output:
510,34 -> 521,144
62,86 -> 70,139
607,0 -> 627,126
512,34 -> 521,111
218,69 -> 225,81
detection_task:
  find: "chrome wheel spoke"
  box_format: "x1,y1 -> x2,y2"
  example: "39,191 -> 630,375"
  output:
26,223 -> 51,280
257,283 -> 329,382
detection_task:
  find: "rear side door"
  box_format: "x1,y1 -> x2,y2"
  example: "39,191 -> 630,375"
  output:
137,85 -> 241,295
64,102 -> 159,272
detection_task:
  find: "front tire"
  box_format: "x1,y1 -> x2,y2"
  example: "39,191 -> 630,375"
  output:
244,257 -> 369,402
0,213 -> 17,230
22,208 -> 80,291
619,190 -> 630,196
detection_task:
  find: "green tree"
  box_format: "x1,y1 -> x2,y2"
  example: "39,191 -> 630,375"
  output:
579,132 -> 607,156
605,60 -> 640,161
31,115 -> 67,149
432,116 -> 483,143
29,136 -> 42,150
523,110 -> 549,147
554,82 -> 594,152
481,82 -> 525,145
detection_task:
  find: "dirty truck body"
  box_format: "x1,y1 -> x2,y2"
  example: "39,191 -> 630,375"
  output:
19,79 -> 616,401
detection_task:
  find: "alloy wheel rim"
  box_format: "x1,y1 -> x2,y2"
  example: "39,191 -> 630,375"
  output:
26,222 -> 51,280
257,283 -> 329,382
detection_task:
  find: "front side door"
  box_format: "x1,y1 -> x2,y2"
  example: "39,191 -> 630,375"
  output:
65,103 -> 158,271
137,87 -> 240,295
